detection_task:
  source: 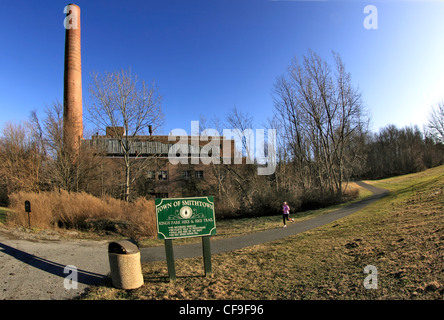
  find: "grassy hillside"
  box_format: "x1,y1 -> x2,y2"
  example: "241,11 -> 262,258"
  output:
83,165 -> 443,300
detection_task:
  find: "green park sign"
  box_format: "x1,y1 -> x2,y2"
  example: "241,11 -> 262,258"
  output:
155,196 -> 217,240
155,196 -> 217,281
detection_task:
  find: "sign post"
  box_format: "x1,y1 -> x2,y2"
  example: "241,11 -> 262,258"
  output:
164,239 -> 176,281
155,196 -> 216,281
202,236 -> 212,276
24,200 -> 31,228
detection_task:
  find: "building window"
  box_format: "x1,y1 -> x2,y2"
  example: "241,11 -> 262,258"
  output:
182,170 -> 191,180
146,170 -> 155,180
158,170 -> 168,181
195,170 -> 204,179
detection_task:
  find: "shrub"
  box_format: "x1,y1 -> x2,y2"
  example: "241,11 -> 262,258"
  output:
225,183 -> 361,219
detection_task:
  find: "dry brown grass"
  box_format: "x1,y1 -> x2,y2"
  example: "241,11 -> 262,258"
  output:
7,190 -> 157,238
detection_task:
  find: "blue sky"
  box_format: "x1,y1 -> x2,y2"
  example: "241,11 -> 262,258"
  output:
1,0 -> 444,136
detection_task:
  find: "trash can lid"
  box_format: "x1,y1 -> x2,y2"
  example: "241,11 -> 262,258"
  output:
108,240 -> 139,254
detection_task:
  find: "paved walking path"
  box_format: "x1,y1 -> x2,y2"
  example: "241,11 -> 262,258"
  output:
0,181 -> 388,299
140,181 -> 389,262
0,234 -> 109,300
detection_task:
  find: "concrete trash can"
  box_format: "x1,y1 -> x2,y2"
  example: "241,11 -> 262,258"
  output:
108,240 -> 144,289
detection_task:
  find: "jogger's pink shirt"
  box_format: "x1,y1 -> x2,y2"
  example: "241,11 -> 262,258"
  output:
283,204 -> 290,214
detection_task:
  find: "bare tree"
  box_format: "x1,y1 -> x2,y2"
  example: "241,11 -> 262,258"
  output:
40,102 -> 77,190
225,106 -> 254,161
0,121 -> 43,193
224,107 -> 264,210
26,102 -> 103,193
363,124 -> 441,179
86,69 -> 164,201
427,102 -> 444,143
273,50 -> 369,197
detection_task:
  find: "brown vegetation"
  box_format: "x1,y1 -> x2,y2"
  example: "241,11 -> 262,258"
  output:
7,191 -> 156,239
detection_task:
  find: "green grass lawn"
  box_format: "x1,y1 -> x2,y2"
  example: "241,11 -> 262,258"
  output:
82,165 -> 444,300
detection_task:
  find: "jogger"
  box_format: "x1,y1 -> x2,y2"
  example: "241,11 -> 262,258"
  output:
282,201 -> 294,228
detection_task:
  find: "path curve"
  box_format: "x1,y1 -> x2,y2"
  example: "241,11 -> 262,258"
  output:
0,181 -> 388,300
140,181 -> 389,262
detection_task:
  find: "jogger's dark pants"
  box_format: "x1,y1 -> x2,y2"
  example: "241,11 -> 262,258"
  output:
283,214 -> 290,225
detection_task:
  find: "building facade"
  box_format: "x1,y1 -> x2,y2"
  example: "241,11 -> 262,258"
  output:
83,128 -> 239,200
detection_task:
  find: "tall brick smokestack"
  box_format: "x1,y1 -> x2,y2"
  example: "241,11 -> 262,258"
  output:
63,4 -> 83,157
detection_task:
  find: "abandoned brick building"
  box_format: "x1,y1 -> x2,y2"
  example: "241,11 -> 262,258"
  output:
83,127 -> 238,199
